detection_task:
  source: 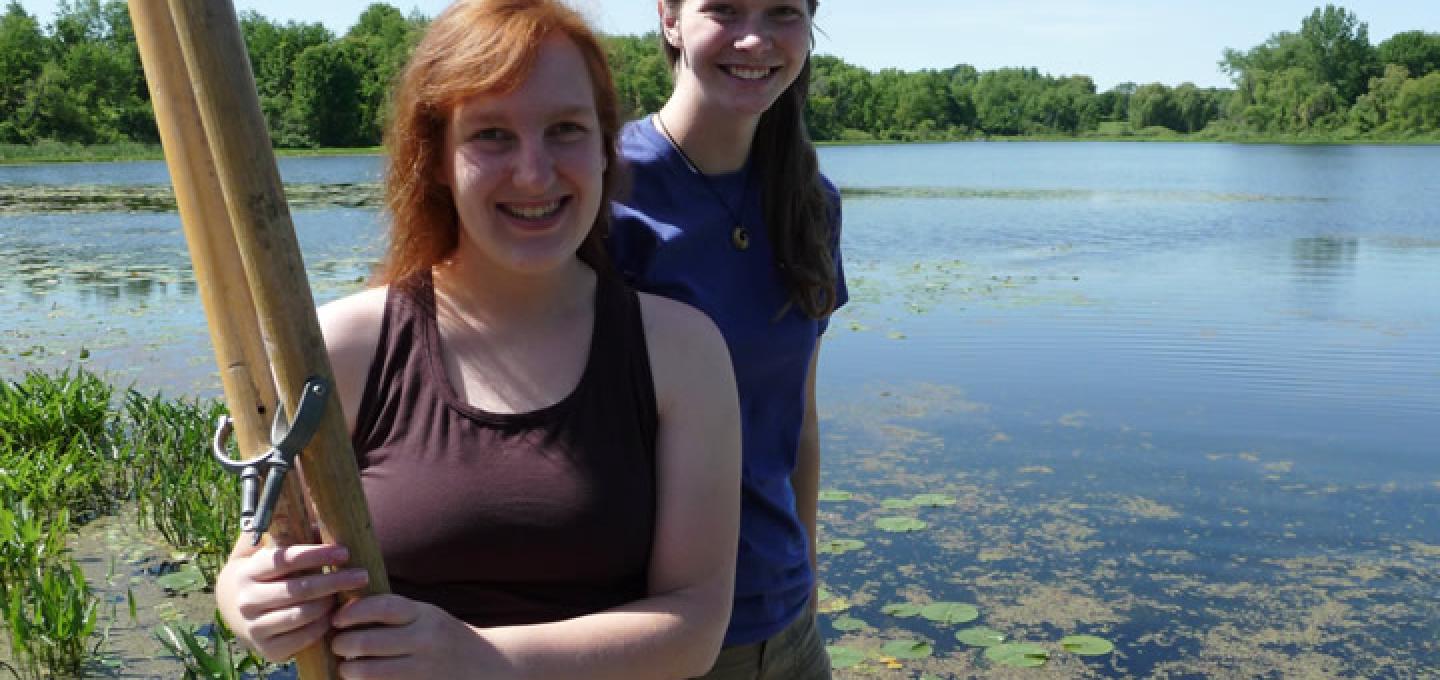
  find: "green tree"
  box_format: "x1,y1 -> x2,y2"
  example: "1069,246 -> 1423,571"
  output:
1349,64 -> 1409,131
891,70 -> 950,137
345,3 -> 426,144
1171,83 -> 1221,133
942,64 -> 979,131
288,40 -> 365,147
240,12 -> 333,146
1041,75 -> 1099,133
1097,82 -> 1135,121
1296,4 -> 1377,104
1221,31 -> 1307,81
1376,31 -> 1440,78
0,1 -> 46,141
810,55 -> 876,137
17,0 -> 151,143
1392,71 -> 1440,131
1129,83 -> 1178,131
605,34 -> 669,122
971,68 -> 1039,135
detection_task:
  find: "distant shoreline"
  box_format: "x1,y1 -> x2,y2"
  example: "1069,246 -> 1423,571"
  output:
4,134 -> 1439,165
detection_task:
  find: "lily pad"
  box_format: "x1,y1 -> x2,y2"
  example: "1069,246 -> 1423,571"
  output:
874,516 -> 928,532
818,538 -> 866,555
920,601 -> 979,624
155,564 -> 204,593
956,626 -> 1007,647
985,643 -> 1050,668
830,615 -> 870,632
881,602 -> 923,618
818,489 -> 853,502
1060,634 -> 1115,655
911,493 -> 957,507
826,645 -> 866,669
881,497 -> 917,509
817,594 -> 851,614
880,639 -> 933,660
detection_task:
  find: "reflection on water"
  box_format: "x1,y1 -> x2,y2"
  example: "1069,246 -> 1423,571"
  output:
3,147 -> 1438,677
1291,235 -> 1358,277
1288,236 -> 1359,320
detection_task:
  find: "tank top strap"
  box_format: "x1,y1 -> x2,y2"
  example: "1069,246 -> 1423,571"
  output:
582,271 -> 658,456
351,271 -> 432,457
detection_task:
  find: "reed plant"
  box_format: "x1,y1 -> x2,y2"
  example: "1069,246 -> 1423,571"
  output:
155,610 -> 269,680
0,370 -> 274,676
122,391 -> 240,585
0,369 -> 124,522
0,497 -> 97,678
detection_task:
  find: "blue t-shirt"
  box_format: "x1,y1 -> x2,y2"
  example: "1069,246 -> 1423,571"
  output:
608,116 -> 848,646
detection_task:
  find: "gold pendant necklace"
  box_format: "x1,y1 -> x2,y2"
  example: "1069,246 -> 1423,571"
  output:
656,114 -> 751,252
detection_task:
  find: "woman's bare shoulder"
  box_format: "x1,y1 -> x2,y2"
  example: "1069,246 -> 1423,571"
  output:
635,292 -> 734,412
317,286 -> 389,354
317,287 -> 389,426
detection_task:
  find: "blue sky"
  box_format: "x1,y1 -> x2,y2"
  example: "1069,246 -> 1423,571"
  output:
16,1 -> 1440,90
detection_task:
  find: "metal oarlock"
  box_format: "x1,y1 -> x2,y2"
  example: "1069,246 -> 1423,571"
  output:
211,376 -> 331,545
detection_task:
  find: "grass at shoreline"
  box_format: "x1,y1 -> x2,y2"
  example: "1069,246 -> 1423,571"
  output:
5,132 -> 1438,165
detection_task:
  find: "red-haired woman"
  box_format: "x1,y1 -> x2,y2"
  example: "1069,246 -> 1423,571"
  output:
608,1 -> 846,677
214,1 -> 741,678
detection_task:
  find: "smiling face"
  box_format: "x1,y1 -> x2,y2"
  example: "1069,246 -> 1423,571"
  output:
662,0 -> 813,119
438,35 -> 606,276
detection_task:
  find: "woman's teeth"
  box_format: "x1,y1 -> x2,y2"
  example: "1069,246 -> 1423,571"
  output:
502,200 -> 562,220
726,65 -> 772,80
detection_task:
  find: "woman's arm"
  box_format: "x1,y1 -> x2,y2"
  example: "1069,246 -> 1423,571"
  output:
328,292 -> 743,680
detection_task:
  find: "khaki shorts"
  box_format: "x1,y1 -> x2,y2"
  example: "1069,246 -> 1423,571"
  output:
693,609 -> 832,680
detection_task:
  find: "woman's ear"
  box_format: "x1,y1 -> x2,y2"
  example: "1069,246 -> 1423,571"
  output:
659,0 -> 682,48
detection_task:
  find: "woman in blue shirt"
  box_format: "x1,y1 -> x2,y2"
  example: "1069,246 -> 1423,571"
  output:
608,1 -> 846,677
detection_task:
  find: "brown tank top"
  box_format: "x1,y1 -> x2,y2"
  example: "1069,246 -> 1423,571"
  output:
350,270 -> 657,627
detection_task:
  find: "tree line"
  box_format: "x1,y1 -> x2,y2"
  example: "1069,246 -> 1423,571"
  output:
2,1 -> 1438,148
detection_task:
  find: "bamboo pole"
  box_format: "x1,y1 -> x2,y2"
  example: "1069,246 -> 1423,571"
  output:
130,0 -> 390,674
127,2 -> 341,677
155,0 -> 388,597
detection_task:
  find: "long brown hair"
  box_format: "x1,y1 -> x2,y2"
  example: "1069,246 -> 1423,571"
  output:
376,0 -> 622,286
660,0 -> 838,319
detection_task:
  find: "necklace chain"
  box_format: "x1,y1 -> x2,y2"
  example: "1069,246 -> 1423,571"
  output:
655,114 -> 752,251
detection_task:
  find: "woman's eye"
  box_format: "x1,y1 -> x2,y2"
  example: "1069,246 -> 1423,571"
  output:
549,122 -> 589,141
469,128 -> 511,143
702,3 -> 736,18
771,4 -> 804,19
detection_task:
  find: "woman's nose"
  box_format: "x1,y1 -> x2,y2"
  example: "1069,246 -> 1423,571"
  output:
733,17 -> 770,51
511,140 -> 555,191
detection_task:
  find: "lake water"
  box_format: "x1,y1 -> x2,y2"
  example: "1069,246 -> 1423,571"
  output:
2,142 -> 1437,678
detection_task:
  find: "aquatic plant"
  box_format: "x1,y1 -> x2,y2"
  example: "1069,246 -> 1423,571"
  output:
879,639 -> 933,660
155,611 -> 269,680
955,626 -> 1007,647
1061,634 -> 1116,655
0,500 -> 97,679
0,369 -> 122,521
0,370 -> 244,675
986,642 -> 1051,668
123,391 -> 240,585
919,601 -> 980,624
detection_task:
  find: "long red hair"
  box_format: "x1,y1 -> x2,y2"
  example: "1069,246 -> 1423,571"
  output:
376,0 -> 622,285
